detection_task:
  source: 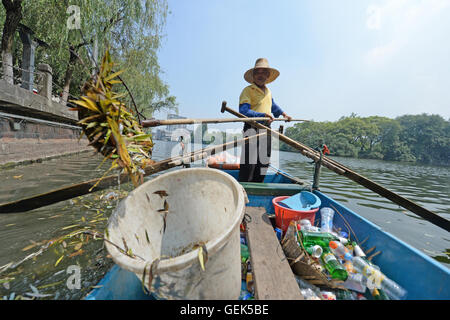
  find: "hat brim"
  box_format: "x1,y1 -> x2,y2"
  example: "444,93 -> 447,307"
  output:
244,67 -> 280,84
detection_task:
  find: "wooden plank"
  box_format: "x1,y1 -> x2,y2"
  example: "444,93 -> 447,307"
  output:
240,182 -> 309,196
245,206 -> 303,300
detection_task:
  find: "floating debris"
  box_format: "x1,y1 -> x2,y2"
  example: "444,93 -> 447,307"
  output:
24,292 -> 53,299
105,192 -> 119,200
54,255 -> 64,267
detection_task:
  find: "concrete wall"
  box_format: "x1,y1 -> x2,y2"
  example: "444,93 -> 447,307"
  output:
0,78 -> 78,124
0,118 -> 90,167
0,58 -> 93,168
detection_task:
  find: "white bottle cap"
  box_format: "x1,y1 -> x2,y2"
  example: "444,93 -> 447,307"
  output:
353,244 -> 366,257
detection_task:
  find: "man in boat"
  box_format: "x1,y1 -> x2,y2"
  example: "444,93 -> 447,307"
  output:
238,58 -> 291,182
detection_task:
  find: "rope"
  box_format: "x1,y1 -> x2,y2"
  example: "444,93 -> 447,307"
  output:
0,60 -> 46,76
329,203 -> 360,245
1,60 -> 45,94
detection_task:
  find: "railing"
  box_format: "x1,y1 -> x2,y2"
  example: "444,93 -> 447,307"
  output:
0,60 -> 44,94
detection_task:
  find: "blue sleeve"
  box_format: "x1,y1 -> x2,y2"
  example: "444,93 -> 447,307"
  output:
239,103 -> 266,118
271,99 -> 284,118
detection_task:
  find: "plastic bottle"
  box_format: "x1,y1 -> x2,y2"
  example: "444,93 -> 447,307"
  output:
338,236 -> 348,245
320,291 -> 337,300
370,288 -> 390,300
305,245 -> 323,258
329,241 -> 353,261
295,276 -> 322,300
320,248 -> 348,281
296,221 -> 321,232
319,207 -> 335,233
240,244 -> 249,263
350,242 -> 381,270
299,219 -> 312,227
301,225 -> 321,232
246,272 -> 254,293
343,273 -> 367,293
300,230 -> 339,248
352,256 -> 407,300
339,231 -> 349,239
239,290 -> 255,300
334,289 -> 357,300
352,241 -> 366,257
343,260 -> 355,274
274,227 -> 283,240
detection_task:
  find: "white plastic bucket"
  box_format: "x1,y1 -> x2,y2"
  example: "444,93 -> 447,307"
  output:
104,168 -> 246,300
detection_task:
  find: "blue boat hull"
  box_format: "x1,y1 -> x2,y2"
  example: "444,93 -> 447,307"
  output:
86,168 -> 450,300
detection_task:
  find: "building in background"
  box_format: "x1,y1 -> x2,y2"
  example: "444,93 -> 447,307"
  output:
152,114 -> 193,141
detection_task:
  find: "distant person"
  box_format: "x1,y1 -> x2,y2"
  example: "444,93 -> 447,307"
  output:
238,58 -> 291,182
179,136 -> 190,168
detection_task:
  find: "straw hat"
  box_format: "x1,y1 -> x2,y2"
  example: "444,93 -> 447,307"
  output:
244,58 -> 280,84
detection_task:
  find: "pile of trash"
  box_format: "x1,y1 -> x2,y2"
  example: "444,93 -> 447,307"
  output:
283,206 -> 407,300
239,223 -> 255,300
237,188 -> 408,300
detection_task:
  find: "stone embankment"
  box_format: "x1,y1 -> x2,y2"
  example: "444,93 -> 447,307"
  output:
0,63 -> 90,168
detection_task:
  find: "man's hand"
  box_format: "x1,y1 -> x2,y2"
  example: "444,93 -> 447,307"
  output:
282,112 -> 292,122
264,113 -> 274,124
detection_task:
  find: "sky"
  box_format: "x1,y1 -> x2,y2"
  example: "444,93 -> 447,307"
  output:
154,0 -> 450,129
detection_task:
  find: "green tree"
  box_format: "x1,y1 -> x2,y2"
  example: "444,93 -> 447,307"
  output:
280,113 -> 449,166
1,0 -> 23,84
397,114 -> 450,165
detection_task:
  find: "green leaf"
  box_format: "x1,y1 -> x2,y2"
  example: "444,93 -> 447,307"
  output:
55,255 -> 64,267
125,134 -> 153,141
104,69 -> 126,82
86,122 -> 98,129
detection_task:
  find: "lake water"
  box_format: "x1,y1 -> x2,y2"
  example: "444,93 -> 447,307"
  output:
0,139 -> 448,299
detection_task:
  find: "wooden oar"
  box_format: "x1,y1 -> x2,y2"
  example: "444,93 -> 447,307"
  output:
0,132 -> 266,213
141,117 -> 308,128
220,101 -> 450,232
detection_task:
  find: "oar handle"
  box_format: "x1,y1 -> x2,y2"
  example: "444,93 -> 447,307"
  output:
141,117 -> 308,128
141,119 -> 161,127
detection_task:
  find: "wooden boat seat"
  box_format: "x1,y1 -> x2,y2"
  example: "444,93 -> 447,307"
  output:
245,206 -> 304,300
240,182 -> 310,196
